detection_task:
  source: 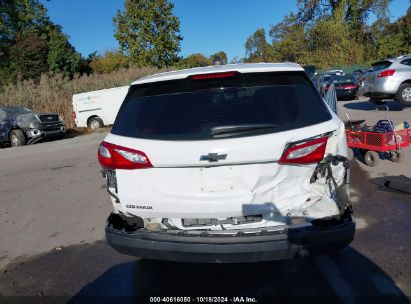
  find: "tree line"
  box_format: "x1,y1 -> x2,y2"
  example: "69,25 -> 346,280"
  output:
0,0 -> 92,87
244,0 -> 411,68
1,0 -> 410,89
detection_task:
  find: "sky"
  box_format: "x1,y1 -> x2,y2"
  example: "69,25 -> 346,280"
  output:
40,0 -> 410,61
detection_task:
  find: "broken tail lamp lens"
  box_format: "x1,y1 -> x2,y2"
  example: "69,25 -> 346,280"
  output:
98,141 -> 152,170
279,136 -> 329,164
190,71 -> 237,81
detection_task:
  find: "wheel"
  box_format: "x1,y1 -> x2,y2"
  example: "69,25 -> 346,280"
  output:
364,150 -> 379,167
347,148 -> 354,160
396,83 -> 411,106
390,151 -> 403,163
88,117 -> 104,130
10,129 -> 26,147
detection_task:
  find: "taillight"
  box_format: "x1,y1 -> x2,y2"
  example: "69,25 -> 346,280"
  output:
72,111 -> 76,119
343,84 -> 357,89
190,71 -> 237,80
98,141 -> 152,170
377,69 -> 395,77
279,136 -> 329,164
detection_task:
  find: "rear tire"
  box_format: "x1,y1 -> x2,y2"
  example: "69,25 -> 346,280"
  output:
88,117 -> 104,130
364,150 -> 379,167
390,151 -> 403,163
396,83 -> 411,106
10,129 -> 26,147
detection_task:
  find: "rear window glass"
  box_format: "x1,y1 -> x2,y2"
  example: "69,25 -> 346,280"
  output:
112,72 -> 332,140
400,58 -> 411,66
371,61 -> 392,71
1,107 -> 32,116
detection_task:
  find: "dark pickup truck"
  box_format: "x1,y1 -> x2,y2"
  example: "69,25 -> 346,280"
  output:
0,106 -> 66,147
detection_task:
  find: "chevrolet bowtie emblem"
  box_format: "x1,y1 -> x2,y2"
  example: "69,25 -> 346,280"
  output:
200,153 -> 227,162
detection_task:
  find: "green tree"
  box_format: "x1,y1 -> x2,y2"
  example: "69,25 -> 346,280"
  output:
268,13 -> 307,62
176,53 -> 210,69
0,0 -> 50,84
363,17 -> 390,61
113,0 -> 183,67
9,29 -> 48,81
210,51 -> 228,64
47,26 -> 81,76
373,6 -> 411,59
79,51 -> 98,75
0,0 -> 49,40
296,0 -> 391,43
0,0 -> 83,83
90,50 -> 129,74
245,28 -> 269,62
303,3 -> 365,68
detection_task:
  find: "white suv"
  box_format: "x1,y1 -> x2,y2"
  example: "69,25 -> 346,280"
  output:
98,63 -> 355,263
362,54 -> 411,106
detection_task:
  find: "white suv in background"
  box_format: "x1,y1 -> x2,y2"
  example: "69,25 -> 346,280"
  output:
98,63 -> 355,263
362,54 -> 411,106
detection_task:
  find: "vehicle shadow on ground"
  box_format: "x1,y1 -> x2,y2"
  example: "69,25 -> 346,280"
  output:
70,247 -> 409,303
369,175 -> 411,196
343,100 -> 404,112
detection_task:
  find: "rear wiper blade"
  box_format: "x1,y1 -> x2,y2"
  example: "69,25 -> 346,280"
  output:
211,124 -> 278,135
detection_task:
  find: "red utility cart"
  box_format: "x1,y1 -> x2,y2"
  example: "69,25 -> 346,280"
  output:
344,107 -> 410,167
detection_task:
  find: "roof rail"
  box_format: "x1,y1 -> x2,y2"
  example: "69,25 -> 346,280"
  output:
397,54 -> 411,59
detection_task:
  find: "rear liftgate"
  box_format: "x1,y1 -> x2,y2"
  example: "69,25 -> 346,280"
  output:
99,136 -> 353,236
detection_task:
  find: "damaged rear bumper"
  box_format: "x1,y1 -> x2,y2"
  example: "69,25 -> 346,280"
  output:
105,213 -> 355,263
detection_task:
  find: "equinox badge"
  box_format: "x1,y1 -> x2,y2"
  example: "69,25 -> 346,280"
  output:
200,153 -> 227,162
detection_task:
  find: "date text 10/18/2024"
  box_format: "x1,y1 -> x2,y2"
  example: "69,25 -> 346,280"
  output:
150,297 -> 258,303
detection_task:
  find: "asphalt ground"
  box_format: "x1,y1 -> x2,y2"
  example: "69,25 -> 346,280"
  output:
0,98 -> 410,303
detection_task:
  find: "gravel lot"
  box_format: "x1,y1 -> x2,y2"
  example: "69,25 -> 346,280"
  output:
0,132 -> 110,269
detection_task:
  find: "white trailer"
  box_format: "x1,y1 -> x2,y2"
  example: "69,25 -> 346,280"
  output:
72,86 -> 129,129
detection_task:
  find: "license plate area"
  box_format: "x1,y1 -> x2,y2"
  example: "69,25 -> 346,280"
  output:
201,166 -> 234,192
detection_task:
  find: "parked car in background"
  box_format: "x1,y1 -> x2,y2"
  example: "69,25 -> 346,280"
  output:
325,69 -> 345,76
0,106 -> 66,147
310,74 -> 320,89
318,74 -> 333,96
72,86 -> 129,129
362,54 -> 411,106
326,75 -> 359,100
303,65 -> 318,76
351,69 -> 368,84
99,63 -> 354,263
